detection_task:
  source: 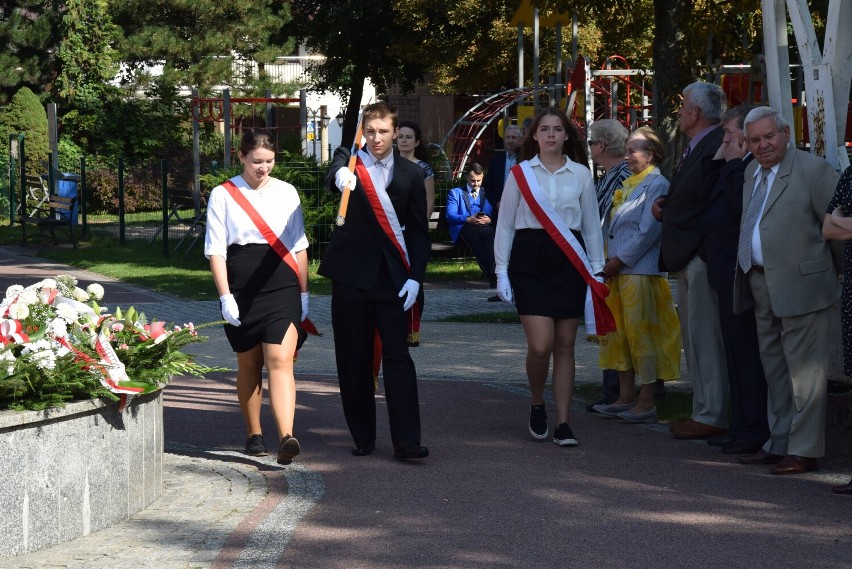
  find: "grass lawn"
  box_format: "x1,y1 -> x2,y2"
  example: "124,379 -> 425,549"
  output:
0,222 -> 487,300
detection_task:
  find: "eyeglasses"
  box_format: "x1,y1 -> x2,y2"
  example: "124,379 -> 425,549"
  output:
589,140 -> 603,146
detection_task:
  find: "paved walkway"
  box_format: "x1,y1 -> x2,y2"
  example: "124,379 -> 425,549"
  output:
1,246 -> 851,568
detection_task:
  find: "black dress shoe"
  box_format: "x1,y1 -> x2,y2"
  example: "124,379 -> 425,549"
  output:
831,478 -> 852,495
738,450 -> 783,465
721,439 -> 765,455
707,434 -> 735,447
393,441 -> 429,460
351,442 -> 375,456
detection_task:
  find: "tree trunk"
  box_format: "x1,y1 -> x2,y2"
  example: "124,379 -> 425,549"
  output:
653,0 -> 698,178
340,69 -> 366,148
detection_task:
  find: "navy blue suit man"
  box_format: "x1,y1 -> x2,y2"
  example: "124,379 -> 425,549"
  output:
699,105 -> 769,454
446,163 -> 496,283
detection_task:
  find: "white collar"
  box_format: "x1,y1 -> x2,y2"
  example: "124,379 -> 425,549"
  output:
529,154 -> 574,174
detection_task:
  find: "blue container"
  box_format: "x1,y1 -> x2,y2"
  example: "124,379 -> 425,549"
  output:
57,173 -> 80,225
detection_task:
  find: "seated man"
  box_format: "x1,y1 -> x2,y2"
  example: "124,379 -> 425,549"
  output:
446,163 -> 496,286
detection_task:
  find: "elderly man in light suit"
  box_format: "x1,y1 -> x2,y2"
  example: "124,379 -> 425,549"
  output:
734,106 -> 841,474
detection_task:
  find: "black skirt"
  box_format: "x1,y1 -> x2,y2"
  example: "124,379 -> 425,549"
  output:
224,243 -> 302,353
509,229 -> 587,318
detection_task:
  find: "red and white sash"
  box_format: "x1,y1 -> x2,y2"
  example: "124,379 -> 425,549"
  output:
511,162 -> 616,337
222,179 -> 300,277
354,155 -> 411,271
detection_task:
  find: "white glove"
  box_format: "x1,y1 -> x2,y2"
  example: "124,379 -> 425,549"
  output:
594,274 -> 605,285
300,292 -> 310,322
496,270 -> 513,303
220,294 -> 241,326
398,279 -> 420,312
334,167 -> 357,192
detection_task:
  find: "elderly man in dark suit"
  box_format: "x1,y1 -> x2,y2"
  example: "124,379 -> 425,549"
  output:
319,102 -> 430,461
699,105 -> 769,455
734,106 -> 841,474
653,82 -> 729,441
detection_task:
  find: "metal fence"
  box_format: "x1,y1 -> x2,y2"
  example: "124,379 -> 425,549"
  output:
5,153 -> 465,262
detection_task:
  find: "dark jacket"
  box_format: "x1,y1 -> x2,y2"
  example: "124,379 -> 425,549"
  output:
318,147 -> 429,290
658,125 -> 724,272
699,154 -> 753,293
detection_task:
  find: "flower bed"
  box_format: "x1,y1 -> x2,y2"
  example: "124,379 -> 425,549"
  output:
0,275 -> 223,411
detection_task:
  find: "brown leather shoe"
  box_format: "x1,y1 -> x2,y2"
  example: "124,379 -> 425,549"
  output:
769,455 -> 819,475
671,420 -> 727,440
831,478 -> 852,495
738,450 -> 784,465
668,419 -> 693,432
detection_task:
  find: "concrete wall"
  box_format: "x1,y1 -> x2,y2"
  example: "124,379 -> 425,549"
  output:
0,392 -> 163,557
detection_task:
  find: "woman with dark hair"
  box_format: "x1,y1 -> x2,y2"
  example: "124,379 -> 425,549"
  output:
494,107 -> 609,447
397,121 -> 436,219
593,127 -> 681,423
205,128 -> 309,465
396,120 -> 434,346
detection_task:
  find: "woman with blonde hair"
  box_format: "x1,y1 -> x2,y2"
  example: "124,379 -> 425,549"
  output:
593,126 -> 681,422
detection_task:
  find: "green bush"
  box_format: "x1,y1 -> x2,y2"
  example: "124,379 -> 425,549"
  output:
0,87 -> 49,178
0,150 -> 9,218
84,157 -> 163,214
58,137 -> 85,174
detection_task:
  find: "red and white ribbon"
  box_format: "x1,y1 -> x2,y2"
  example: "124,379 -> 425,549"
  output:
56,333 -> 144,411
0,319 -> 29,344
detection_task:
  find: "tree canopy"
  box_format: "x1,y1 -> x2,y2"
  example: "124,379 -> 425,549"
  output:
111,0 -> 296,95
0,1 -> 62,104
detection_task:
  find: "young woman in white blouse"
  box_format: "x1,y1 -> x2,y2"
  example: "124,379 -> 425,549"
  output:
204,129 -> 309,465
494,108 -> 605,447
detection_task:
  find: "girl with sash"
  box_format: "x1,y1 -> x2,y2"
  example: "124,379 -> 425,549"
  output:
593,127 -> 681,423
494,108 -> 608,447
205,129 -> 310,466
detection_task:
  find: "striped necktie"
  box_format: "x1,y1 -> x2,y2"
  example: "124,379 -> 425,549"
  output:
737,168 -> 771,272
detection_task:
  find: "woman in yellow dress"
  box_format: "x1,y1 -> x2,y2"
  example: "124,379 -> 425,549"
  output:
594,127 -> 681,422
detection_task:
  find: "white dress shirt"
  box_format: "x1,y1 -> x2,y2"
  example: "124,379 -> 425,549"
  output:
494,155 -> 605,274
358,148 -> 393,190
204,175 -> 309,260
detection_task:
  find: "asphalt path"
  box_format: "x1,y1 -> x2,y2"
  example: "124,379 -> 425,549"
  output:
2,245 -> 851,569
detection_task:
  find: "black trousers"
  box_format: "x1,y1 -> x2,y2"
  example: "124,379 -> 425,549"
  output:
458,223 -> 496,278
330,269 -> 422,447
716,284 -> 770,444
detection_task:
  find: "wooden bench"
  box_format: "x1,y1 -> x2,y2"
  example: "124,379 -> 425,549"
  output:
20,194 -> 77,251
429,210 -> 456,254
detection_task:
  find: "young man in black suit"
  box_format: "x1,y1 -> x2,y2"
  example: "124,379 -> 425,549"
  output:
318,102 -> 430,461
